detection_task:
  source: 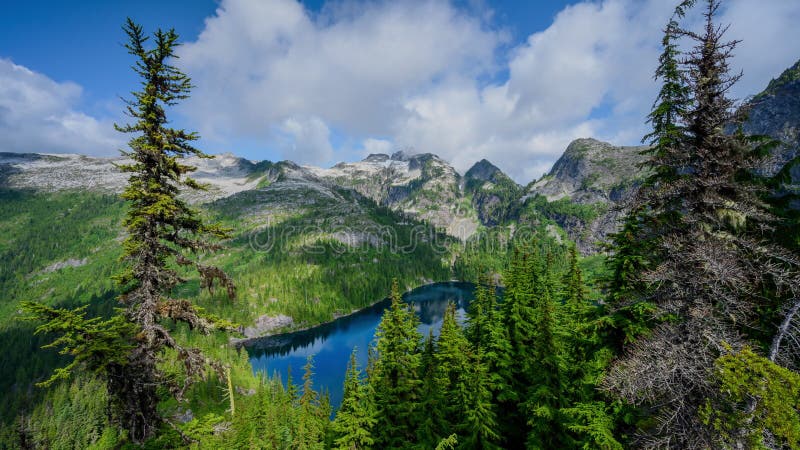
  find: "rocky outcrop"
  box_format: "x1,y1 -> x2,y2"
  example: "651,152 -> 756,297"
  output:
742,59 -> 800,195
527,138 -> 649,204
524,138 -> 649,253
308,151 -> 481,239
0,151 -> 266,203
242,314 -> 294,339
463,159 -> 522,226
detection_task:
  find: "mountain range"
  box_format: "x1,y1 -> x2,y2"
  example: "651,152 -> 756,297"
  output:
3,59 -> 798,254
0,60 -> 797,279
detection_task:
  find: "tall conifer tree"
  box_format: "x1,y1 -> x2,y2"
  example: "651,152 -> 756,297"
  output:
23,19 -> 236,443
603,1 -> 800,447
332,349 -> 376,450
371,280 -> 423,448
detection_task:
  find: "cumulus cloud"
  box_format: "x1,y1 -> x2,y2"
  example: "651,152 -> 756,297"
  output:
179,0 -> 800,181
0,59 -> 122,155
362,138 -> 393,156
276,116 -> 335,164
1,0 -> 780,181
393,0 -> 673,181
722,0 -> 800,100
177,0 -> 502,163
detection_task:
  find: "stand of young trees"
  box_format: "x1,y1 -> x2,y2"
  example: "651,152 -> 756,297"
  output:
327,249 -> 624,450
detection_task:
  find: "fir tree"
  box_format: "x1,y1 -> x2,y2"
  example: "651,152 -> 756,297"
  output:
603,1 -> 800,447
497,248 -> 539,446
22,19 -> 236,443
416,330 -> 446,448
332,349 -> 376,450
296,356 -> 328,449
435,303 -> 471,439
459,350 -> 502,450
525,252 -> 567,449
563,245 -> 586,308
371,279 -> 423,448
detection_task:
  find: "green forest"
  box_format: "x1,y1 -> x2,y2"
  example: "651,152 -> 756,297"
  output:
2,0 -> 800,448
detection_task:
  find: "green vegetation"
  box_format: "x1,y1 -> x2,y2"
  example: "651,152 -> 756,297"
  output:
522,194 -> 606,225
465,170 -> 523,226
602,0 -> 800,447
325,245 -> 628,449
756,58 -> 800,99
3,1 -> 800,448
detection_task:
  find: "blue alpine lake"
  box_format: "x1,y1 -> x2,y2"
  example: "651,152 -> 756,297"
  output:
245,282 -> 475,411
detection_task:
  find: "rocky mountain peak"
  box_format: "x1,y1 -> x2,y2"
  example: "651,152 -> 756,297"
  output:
362,153 -> 390,163
534,138 -> 649,201
465,159 -> 502,182
524,138 -> 650,253
390,150 -> 412,161
743,59 -> 800,183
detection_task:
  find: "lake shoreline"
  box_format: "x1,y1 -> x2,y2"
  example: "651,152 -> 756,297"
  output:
231,279 -> 468,348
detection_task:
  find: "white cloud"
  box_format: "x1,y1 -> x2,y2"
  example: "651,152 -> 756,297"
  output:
178,0 -> 502,145
0,59 -> 122,155
362,138 -> 393,156
722,0 -> 800,100
402,0 -> 800,181
8,0 -> 794,183
393,0 -> 673,179
276,116 -> 334,164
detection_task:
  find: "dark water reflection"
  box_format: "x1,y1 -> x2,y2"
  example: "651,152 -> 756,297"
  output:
246,282 -> 475,410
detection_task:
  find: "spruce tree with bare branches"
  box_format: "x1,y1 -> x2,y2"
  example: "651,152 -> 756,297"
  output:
603,1 -> 800,447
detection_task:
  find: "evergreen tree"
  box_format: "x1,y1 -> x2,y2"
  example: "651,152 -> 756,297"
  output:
416,330 -> 446,448
496,248 -> 538,446
603,1 -> 800,447
371,279 -> 423,448
296,356 -> 328,449
435,303 -> 471,439
459,350 -> 502,450
563,245 -> 586,308
465,275 -> 491,348
602,3 -> 694,348
525,252 -> 567,449
332,349 -> 376,450
22,19 -> 236,443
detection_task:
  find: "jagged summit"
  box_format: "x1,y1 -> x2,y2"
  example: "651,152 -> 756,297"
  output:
524,138 -> 649,252
465,158 -> 503,182
308,149 -> 479,238
362,153 -> 390,163
390,150 -> 411,161
463,158 -> 521,227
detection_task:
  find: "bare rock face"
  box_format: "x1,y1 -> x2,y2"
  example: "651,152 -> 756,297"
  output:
41,258 -> 88,273
463,159 -> 523,226
528,138 -> 649,204
308,151 -> 481,240
741,59 -> 800,199
242,314 -> 294,338
525,138 -> 649,253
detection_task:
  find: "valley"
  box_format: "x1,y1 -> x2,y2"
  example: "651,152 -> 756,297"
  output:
1,2 -> 799,447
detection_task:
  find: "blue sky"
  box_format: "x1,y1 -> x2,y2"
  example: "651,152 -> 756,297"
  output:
0,1 -> 574,117
2,0 -> 799,181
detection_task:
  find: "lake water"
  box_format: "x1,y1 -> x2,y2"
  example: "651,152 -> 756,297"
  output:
245,282 -> 475,410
